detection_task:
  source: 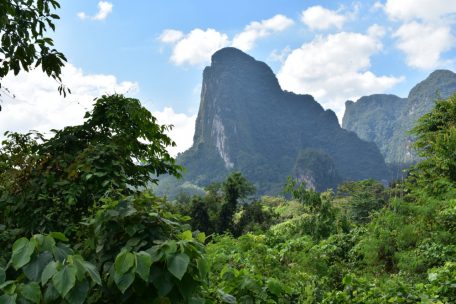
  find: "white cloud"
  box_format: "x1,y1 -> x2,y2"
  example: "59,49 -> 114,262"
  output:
367,24 -> 386,38
77,1 -> 113,21
168,28 -> 229,65
277,31 -> 403,119
159,29 -> 184,44
160,14 -> 293,65
384,0 -> 456,21
152,108 -> 196,156
301,6 -> 346,30
232,15 -> 294,51
0,64 -> 137,137
393,22 -> 454,69
269,46 -> 291,63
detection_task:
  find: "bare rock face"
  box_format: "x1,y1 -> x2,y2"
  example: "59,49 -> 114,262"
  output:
169,47 -> 388,194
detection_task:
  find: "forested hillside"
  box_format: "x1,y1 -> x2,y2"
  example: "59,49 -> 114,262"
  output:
1,93 -> 455,303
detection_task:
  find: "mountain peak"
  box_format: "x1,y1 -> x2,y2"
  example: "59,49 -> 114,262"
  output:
211,47 -> 255,65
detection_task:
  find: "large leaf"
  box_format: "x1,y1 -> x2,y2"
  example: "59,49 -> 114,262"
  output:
113,270 -> 135,294
52,265 -> 77,297
19,282 -> 41,304
65,280 -> 89,304
0,294 -> 17,304
11,237 -> 36,269
81,261 -> 101,286
114,250 -> 135,275
135,251 -> 152,282
167,253 -> 190,280
23,251 -> 53,281
41,261 -> 58,285
150,265 -> 174,296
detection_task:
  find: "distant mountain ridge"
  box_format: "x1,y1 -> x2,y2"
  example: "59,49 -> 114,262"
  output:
343,70 -> 456,166
159,47 -> 388,195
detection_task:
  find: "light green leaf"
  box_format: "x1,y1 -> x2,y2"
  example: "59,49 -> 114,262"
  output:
65,280 -> 89,304
113,270 -> 135,294
49,232 -> 68,242
114,250 -> 135,275
180,230 -> 193,241
52,265 -> 77,297
11,237 -> 36,270
24,251 -> 52,281
135,251 -> 152,282
196,232 -> 206,243
167,253 -> 190,280
19,282 -> 41,304
41,261 -> 58,285
197,258 -> 209,279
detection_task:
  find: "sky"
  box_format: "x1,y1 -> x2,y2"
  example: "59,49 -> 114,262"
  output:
1,0 -> 456,155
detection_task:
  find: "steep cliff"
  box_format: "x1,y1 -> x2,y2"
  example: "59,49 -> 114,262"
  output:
343,70 -> 456,165
161,47 -> 388,195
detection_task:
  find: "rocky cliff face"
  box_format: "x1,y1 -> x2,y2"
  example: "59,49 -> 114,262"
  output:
343,70 -> 456,165
166,47 -> 389,194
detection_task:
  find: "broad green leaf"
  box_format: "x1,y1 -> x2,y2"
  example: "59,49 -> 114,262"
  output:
180,230 -> 193,241
52,265 -> 77,297
52,243 -> 72,262
150,266 -> 174,296
167,253 -> 190,280
49,232 -> 68,242
0,267 -> 5,284
41,261 -> 58,285
114,250 -> 135,275
65,280 -> 89,304
113,270 -> 135,294
12,237 -> 36,269
0,294 -> 17,304
81,261 -> 101,286
44,284 -> 60,303
135,251 -> 152,282
24,251 -> 52,281
19,282 -> 41,304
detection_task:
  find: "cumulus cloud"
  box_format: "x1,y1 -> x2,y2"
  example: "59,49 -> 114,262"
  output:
164,28 -> 229,65
393,22 -> 454,69
0,64 -> 137,136
301,6 -> 346,30
382,0 -> 456,70
152,108 -> 196,156
160,14 -> 293,65
277,31 -> 403,119
232,15 -> 294,51
77,1 -> 113,21
384,0 -> 456,21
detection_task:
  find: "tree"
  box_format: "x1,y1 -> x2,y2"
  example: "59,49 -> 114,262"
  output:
218,172 -> 255,233
0,94 -> 181,236
0,0 -> 68,109
410,93 -> 456,194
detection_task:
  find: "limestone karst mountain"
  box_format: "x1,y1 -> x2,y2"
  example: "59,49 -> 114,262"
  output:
343,70 -> 456,168
158,47 -> 388,195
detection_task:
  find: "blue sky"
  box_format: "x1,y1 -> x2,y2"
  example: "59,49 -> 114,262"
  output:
1,0 -> 456,155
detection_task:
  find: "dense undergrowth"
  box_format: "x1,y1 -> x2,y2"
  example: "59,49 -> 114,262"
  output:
0,94 -> 455,303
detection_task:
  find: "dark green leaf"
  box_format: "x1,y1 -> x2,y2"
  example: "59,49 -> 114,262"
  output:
135,251 -> 152,282
0,267 -> 5,285
114,250 -> 135,275
19,282 -> 41,304
113,270 -> 135,294
0,294 -> 17,304
41,261 -> 58,285
167,253 -> 190,280
23,251 -> 53,281
52,265 -> 77,297
150,265 -> 174,296
11,237 -> 36,269
65,280 -> 89,304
